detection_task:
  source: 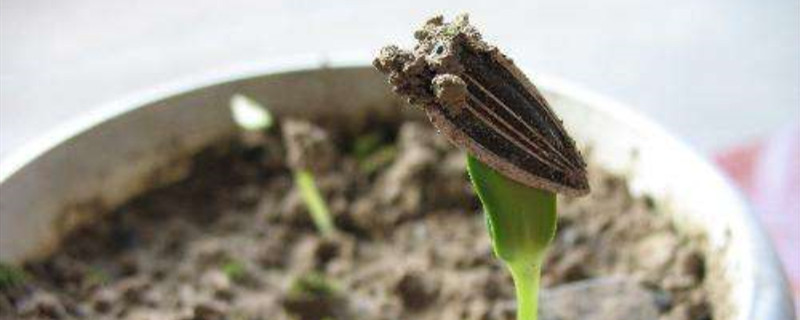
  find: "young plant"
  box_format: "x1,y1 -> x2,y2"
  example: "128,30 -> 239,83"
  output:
467,156 -> 556,320
0,263 -> 28,289
352,131 -> 397,174
221,258 -> 247,282
230,94 -> 336,237
293,169 -> 335,237
282,119 -> 339,237
374,14 -> 590,320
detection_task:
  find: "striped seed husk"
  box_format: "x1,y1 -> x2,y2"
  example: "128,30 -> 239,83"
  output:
374,14 -> 589,196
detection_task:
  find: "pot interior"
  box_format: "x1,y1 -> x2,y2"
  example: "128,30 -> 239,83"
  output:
0,65 -> 793,319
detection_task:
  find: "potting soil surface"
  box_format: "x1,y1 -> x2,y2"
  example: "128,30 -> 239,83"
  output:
1,119 -> 712,320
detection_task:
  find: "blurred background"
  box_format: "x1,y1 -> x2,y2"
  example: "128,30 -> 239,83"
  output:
1,0 -> 798,308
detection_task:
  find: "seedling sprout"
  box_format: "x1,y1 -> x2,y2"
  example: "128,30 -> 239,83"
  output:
229,95 -> 336,237
0,263 -> 28,290
468,156 -> 556,319
221,258 -> 247,282
294,169 -> 336,237
374,14 -> 589,320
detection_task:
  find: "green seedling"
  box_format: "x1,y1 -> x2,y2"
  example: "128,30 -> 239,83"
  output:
468,156 -> 556,320
358,145 -> 397,174
221,259 -> 247,282
229,94 -> 337,237
374,14 -> 590,320
352,131 -> 397,174
352,132 -> 385,161
294,170 -> 336,237
0,263 -> 29,289
282,117 -> 340,236
288,272 -> 339,298
86,265 -> 111,287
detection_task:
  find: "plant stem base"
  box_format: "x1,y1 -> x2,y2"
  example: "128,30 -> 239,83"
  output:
509,262 -> 542,320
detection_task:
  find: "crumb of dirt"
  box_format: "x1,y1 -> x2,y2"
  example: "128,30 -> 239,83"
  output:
393,270 -> 440,310
188,300 -> 228,320
540,277 -> 660,320
16,291 -> 68,318
282,118 -> 338,173
0,121 -> 713,320
431,74 -> 468,110
372,14 -> 482,108
348,122 -> 467,236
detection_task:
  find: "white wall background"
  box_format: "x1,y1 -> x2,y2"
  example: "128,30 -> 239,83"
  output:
1,0 -> 798,159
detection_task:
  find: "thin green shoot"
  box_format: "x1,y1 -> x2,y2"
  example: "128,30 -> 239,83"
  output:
353,132 -> 385,161
230,94 -> 273,131
359,145 -> 397,174
221,259 -> 247,281
86,265 -> 111,287
467,155 -> 557,320
295,170 -> 336,237
228,94 -> 336,237
0,263 -> 29,289
352,131 -> 396,174
288,272 -> 339,298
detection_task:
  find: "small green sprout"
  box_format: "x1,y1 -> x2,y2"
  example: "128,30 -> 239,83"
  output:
85,265 -> 111,287
373,14 -> 590,320
358,145 -> 397,174
288,272 -> 339,298
221,259 -> 247,281
229,94 -> 337,237
282,119 -> 340,237
468,156 -> 556,320
0,263 -> 29,289
294,170 -> 336,237
352,132 -> 385,161
352,131 -> 397,174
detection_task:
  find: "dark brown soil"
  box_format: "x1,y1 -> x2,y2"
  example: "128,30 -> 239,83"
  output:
0,119 -> 711,320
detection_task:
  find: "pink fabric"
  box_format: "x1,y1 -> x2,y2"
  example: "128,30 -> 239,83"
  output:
715,125 -> 800,312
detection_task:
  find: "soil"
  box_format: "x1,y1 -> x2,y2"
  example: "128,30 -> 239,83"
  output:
0,119 -> 711,320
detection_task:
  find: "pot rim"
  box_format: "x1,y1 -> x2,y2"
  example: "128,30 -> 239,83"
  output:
0,52 -> 716,185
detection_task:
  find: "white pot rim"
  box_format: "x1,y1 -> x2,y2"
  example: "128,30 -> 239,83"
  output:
0,51 -> 664,181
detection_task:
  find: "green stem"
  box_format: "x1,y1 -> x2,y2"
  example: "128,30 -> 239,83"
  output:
294,169 -> 335,237
509,262 -> 542,320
